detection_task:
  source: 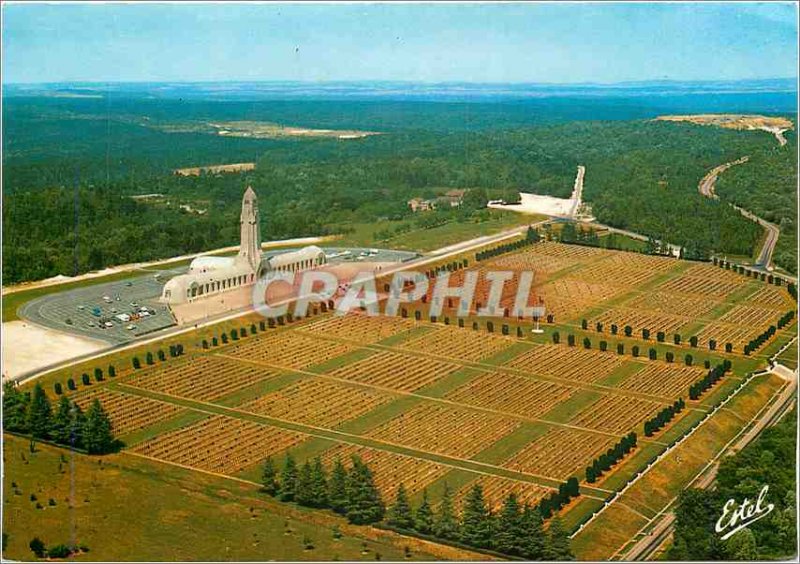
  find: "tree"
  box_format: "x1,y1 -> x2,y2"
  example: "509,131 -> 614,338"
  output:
132,356 -> 141,369
296,461 -> 314,506
724,528 -> 758,560
495,493 -> 524,556
29,537 -> 46,558
3,382 -> 28,432
50,396 -> 73,445
82,399 -> 114,454
414,489 -> 435,534
310,457 -> 329,508
546,515 -> 574,560
520,505 -> 546,560
68,403 -> 86,449
387,484 -> 414,529
279,454 -> 298,502
460,484 -> 493,548
261,456 -> 279,496
146,351 -> 154,365
328,457 -> 348,513
27,383 -> 52,439
685,354 -> 693,366
433,483 -> 460,540
345,456 -> 385,524
552,331 -> 560,344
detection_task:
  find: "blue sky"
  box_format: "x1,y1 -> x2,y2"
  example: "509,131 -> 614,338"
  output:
2,2 -> 797,84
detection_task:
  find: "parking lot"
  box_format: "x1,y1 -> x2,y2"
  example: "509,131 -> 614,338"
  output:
17,247 -> 420,344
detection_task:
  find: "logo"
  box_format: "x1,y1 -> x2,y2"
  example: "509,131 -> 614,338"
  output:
715,484 -> 775,541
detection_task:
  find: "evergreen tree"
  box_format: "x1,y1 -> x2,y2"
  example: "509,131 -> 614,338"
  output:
546,515 -> 574,561
724,528 -> 758,561
520,505 -> 547,560
414,489 -> 435,534
460,484 -> 493,548
27,383 -> 52,439
310,457 -> 329,508
82,399 -> 114,454
50,396 -> 73,445
495,493 -> 523,556
296,461 -> 314,506
344,456 -> 385,525
261,456 -> 279,496
433,483 -> 460,540
328,457 -> 348,514
2,382 -> 29,432
387,484 -> 414,529
279,454 -> 299,502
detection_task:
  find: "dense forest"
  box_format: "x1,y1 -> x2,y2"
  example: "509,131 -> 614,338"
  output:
2,95 -> 792,283
715,133 -> 797,273
669,409 -> 796,560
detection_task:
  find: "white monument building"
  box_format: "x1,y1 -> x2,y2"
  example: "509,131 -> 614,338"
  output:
161,186 -> 326,305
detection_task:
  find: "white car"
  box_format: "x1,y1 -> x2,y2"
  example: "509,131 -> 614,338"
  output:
77,305 -> 85,310
103,321 -> 114,328
126,324 -> 136,331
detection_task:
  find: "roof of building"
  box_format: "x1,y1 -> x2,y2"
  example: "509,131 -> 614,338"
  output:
189,256 -> 237,273
267,245 -> 326,268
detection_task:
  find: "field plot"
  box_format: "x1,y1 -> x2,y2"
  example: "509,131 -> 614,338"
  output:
616,363 -> 702,398
622,291 -> 719,318
504,344 -> 624,384
318,443 -> 449,498
532,278 -> 623,320
682,262 -> 745,282
490,250 -> 575,276
126,356 -> 279,402
502,427 -> 614,481
444,371 -> 575,419
367,403 -> 521,459
591,251 -> 676,272
656,275 -> 741,298
519,241 -> 613,262
72,387 -> 184,436
455,475 -> 551,512
325,350 -> 462,392
745,285 -> 793,309
569,395 -> 663,434
396,326 -> 515,362
225,331 -> 356,370
297,313 -> 415,344
717,304 -> 780,328
132,415 -> 306,475
235,378 -> 395,428
565,261 -> 661,288
588,307 -> 688,335
695,321 -> 763,349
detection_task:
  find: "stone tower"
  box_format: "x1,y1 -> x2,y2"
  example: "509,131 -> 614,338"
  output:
236,186 -> 261,271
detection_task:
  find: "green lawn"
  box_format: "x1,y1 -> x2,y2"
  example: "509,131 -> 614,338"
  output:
2,434 -> 464,562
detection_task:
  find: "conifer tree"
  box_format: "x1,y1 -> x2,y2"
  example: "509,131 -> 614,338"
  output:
82,399 -> 114,454
414,489 -> 435,534
261,456 -> 279,496
344,456 -> 385,524
296,461 -> 314,506
387,484 -> 414,529
279,453 -> 298,502
2,382 -> 29,432
27,383 -> 52,439
309,457 -> 328,508
50,396 -> 73,445
433,483 -> 460,540
460,484 -> 493,548
495,493 -> 523,556
520,504 -> 546,559
546,515 -> 574,561
328,457 -> 348,514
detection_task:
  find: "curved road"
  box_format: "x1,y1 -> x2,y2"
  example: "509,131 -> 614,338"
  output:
697,157 -> 780,271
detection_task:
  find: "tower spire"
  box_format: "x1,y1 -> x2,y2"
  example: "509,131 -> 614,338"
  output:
237,186 -> 261,271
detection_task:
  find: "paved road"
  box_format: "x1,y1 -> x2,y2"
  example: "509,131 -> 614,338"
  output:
588,222 -> 682,256
569,165 -> 586,217
624,366 -> 797,561
696,156 -> 781,272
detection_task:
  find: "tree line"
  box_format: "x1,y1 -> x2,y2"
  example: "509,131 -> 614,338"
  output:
261,453 -> 575,560
3,382 -> 116,454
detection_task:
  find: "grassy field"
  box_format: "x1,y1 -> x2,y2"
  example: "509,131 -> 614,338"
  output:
1,435 -> 478,562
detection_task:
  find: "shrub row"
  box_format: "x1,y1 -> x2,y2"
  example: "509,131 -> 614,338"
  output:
585,432 -> 637,483
644,399 -> 685,436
